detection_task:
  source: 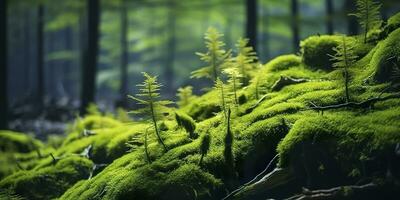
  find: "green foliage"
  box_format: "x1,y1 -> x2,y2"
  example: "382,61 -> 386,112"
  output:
231,38 -> 258,85
265,54 -> 301,72
330,36 -> 358,102
301,35 -> 341,70
199,133 -> 211,166
176,86 -> 195,108
129,72 -> 173,152
191,27 -> 231,81
85,103 -> 102,116
223,68 -> 242,108
350,0 -> 382,43
383,12 -> 400,37
175,111 -> 197,139
214,78 -> 229,120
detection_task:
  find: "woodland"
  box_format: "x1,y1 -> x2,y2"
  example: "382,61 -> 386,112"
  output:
1,0 -> 400,199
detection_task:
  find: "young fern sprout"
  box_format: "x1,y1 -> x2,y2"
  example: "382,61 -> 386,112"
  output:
176,86 -> 195,108
191,27 -> 231,81
214,78 -> 228,120
330,36 -> 358,102
128,72 -> 172,152
199,132 -> 211,166
224,108 -> 234,169
175,111 -> 197,139
233,38 -> 258,85
350,0 -> 382,43
223,68 -> 242,108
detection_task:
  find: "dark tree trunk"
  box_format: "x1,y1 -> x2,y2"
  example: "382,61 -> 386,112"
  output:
37,4 -> 44,108
290,0 -> 300,52
80,0 -> 100,115
164,1 -> 176,96
325,0 -> 334,35
0,0 -> 8,129
246,0 -> 258,52
345,0 -> 358,35
118,0 -> 128,107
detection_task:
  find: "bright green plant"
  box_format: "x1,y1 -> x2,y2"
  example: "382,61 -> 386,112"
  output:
232,38 -> 258,85
128,72 -> 172,152
191,27 -> 231,81
350,0 -> 382,43
224,108 -> 234,172
330,36 -> 358,102
214,78 -> 228,120
175,111 -> 197,139
176,86 -> 195,108
223,68 -> 242,107
198,132 -> 211,166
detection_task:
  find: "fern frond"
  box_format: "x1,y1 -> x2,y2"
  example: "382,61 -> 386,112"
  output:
129,72 -> 170,151
350,0 -> 382,43
191,27 -> 231,81
223,68 -> 242,107
176,86 -> 195,108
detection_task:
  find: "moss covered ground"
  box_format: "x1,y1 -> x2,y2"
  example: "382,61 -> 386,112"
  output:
1,13 -> 400,200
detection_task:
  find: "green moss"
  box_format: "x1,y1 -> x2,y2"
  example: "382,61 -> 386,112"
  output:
383,12 -> 400,37
277,109 -> 400,175
264,54 -> 301,72
300,35 -> 341,70
0,131 -> 42,153
0,156 -> 93,200
371,28 -> 400,82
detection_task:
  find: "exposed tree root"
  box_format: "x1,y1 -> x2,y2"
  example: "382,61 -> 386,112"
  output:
309,93 -> 400,112
222,154 -> 279,200
272,76 -> 308,92
284,183 -> 377,200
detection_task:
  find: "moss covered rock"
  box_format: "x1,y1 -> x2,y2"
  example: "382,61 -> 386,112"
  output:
372,28 -> 400,83
0,156 -> 93,200
300,35 -> 341,70
0,131 -> 42,153
382,12 -> 400,38
265,54 -> 301,72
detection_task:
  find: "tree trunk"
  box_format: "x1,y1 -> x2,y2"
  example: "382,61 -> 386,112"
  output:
290,0 -> 300,52
325,0 -> 334,35
246,0 -> 258,52
345,0 -> 358,35
118,0 -> 128,107
0,0 -> 8,129
37,4 -> 44,109
164,1 -> 176,96
80,0 -> 100,115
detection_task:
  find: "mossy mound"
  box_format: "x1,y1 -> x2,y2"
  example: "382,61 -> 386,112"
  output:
1,12 -> 400,200
372,28 -> 400,83
300,35 -> 341,70
0,131 -> 42,153
0,156 -> 93,200
264,54 -> 301,72
382,12 -> 400,38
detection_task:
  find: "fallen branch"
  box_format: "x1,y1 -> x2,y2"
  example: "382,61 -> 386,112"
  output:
284,182 -> 377,200
272,76 -> 308,92
222,154 -> 279,200
309,93 -> 400,112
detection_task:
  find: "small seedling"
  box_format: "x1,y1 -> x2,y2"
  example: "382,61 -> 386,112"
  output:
175,111 -> 197,139
350,0 -> 382,43
128,72 -> 173,152
199,132 -> 211,166
191,27 -> 231,81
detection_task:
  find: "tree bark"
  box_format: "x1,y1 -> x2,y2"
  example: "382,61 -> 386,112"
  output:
164,1 -> 176,96
345,0 -> 358,35
325,0 -> 334,35
0,0 -> 8,129
118,0 -> 129,107
37,4 -> 44,108
80,0 -> 100,115
290,0 -> 300,52
246,0 -> 258,52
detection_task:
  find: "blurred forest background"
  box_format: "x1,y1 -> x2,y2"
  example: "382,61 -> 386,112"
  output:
1,0 -> 400,137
